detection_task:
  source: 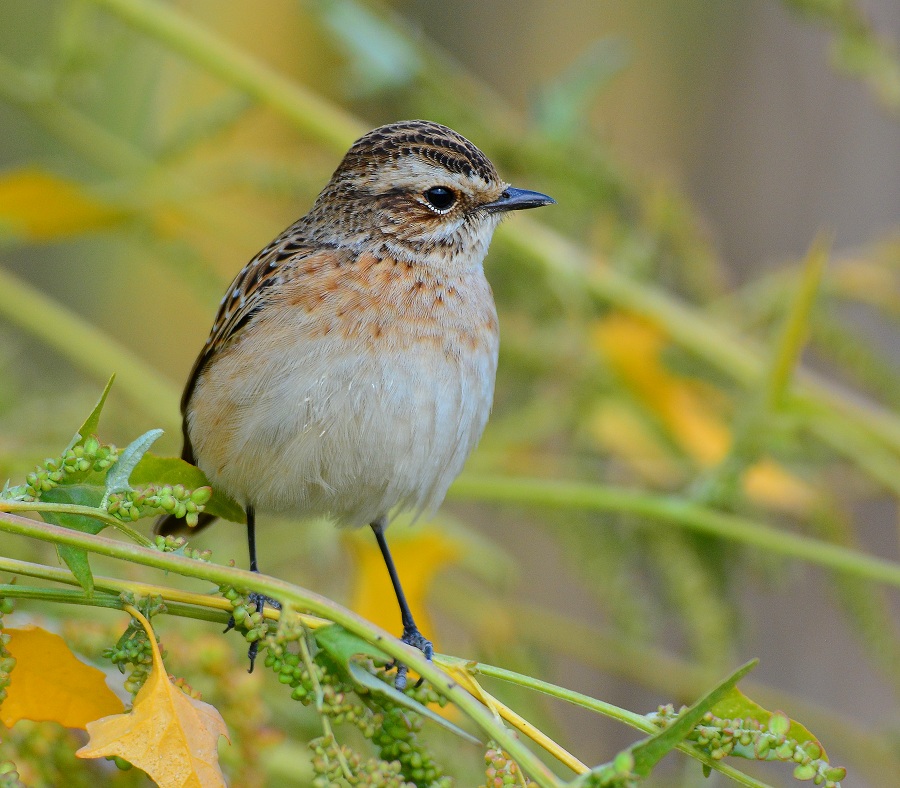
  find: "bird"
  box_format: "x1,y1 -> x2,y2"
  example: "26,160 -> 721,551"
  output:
156,120 -> 554,685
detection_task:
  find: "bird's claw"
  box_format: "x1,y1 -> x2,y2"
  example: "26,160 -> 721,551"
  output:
224,592 -> 281,673
393,627 -> 433,691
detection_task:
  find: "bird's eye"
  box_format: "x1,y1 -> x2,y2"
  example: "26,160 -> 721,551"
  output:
423,186 -> 456,212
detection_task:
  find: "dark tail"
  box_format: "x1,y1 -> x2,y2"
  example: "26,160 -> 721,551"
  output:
155,510 -> 219,537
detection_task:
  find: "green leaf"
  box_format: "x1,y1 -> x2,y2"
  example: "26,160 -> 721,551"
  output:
129,454 -> 245,523
576,662 -> 761,785
631,660 -> 758,775
314,624 -> 479,745
710,686 -> 826,760
103,429 -> 164,499
67,374 -> 115,451
42,485 -> 109,594
55,544 -> 95,595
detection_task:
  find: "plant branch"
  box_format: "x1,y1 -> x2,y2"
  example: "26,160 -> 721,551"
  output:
449,474 -> 900,588
0,509 -> 562,787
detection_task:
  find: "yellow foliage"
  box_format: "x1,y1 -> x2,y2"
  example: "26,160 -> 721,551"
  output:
0,169 -> 122,240
76,608 -> 229,788
344,527 -> 462,649
592,313 -> 814,512
1,625 -> 124,729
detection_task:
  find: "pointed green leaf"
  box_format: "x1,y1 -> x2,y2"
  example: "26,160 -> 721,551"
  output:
314,624 -> 479,744
55,544 -> 94,595
129,453 -> 245,523
104,429 -> 164,499
630,660 -> 758,776
41,484 -> 109,593
67,374 -> 115,451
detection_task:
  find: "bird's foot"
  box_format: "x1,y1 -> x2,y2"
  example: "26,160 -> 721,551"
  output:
392,626 -> 433,691
224,592 -> 281,673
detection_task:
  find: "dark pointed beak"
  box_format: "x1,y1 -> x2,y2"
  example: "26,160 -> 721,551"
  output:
482,187 -> 556,213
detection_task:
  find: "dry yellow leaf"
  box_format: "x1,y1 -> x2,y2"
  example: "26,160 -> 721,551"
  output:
0,169 -> 122,240
0,625 -> 124,729
344,527 -> 461,649
76,608 -> 229,788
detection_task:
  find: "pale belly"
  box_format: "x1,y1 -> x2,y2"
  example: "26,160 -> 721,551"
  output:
187,327 -> 498,528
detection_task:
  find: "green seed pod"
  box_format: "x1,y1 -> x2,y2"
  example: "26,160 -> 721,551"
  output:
191,487 -> 213,505
793,763 -> 817,781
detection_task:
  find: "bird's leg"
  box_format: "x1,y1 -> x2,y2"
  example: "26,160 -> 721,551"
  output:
224,505 -> 281,672
370,519 -> 433,690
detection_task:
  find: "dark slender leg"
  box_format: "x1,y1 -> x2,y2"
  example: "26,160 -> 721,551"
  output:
224,505 -> 280,672
247,504 -> 260,573
371,520 -> 433,690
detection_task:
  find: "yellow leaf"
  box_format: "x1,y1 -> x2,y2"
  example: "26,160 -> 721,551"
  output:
0,169 -> 122,240
1,625 -> 124,729
593,313 -> 814,513
76,608 -> 229,788
344,527 -> 462,649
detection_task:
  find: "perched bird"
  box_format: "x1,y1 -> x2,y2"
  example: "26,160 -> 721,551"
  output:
157,120 -> 554,684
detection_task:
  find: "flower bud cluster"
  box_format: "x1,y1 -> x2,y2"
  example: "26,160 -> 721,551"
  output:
104,617 -> 165,698
652,705 -> 846,786
154,534 -> 212,561
6,437 -> 118,501
479,744 -> 538,788
0,759 -> 25,788
106,484 -> 212,527
0,599 -> 15,708
264,640 -> 381,738
581,751 -> 638,787
372,707 -> 452,787
310,734 -> 412,788
220,587 -> 274,649
170,675 -> 202,700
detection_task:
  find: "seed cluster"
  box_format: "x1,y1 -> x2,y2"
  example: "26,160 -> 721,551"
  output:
103,599 -> 167,697
154,533 -> 212,561
252,602 -> 454,787
220,586 -> 275,651
106,484 -> 211,527
653,705 -> 847,786
0,598 -> 23,788
478,745 -> 538,788
310,734 -> 412,788
7,437 -> 119,501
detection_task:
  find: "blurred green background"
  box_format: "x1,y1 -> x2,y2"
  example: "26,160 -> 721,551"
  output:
1,1 -> 900,786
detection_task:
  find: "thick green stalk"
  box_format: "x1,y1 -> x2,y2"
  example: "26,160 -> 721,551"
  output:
449,474 -> 900,588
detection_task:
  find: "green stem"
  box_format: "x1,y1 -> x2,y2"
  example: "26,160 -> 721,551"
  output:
449,658 -> 770,788
0,266 -> 180,432
0,583 -> 226,625
449,474 -> 900,588
0,509 -> 561,788
0,499 -> 155,548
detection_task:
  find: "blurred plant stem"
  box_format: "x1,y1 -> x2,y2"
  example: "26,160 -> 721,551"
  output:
449,474 -> 900,588
0,266 -> 180,429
